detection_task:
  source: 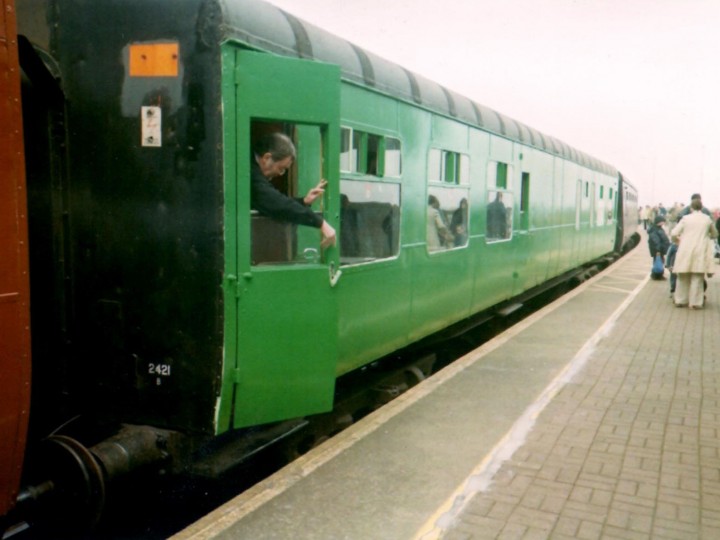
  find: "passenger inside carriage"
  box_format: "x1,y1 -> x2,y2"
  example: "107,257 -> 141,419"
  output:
486,191 -> 509,241
427,194 -> 453,251
451,198 -> 469,247
251,132 -> 336,248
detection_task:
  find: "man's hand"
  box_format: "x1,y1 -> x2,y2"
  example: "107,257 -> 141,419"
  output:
304,179 -> 327,205
320,220 -> 336,248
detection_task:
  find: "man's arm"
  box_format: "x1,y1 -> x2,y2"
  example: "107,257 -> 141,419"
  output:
251,171 -> 323,228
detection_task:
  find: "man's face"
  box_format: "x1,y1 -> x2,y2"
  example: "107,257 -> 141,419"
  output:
259,153 -> 293,179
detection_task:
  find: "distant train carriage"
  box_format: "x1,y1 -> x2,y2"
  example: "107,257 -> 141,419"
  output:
5,0 -> 638,530
616,173 -> 640,253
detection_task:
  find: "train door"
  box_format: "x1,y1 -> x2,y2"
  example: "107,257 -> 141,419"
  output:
512,170 -> 532,294
223,49 -> 341,428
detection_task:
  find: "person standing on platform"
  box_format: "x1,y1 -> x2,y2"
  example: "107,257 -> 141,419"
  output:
716,214 -> 720,261
648,215 -> 670,280
640,205 -> 649,230
647,206 -> 658,228
665,238 -> 678,296
670,194 -> 718,309
667,202 -> 682,231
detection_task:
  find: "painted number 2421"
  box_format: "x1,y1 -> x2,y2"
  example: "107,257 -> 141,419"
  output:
149,363 -> 171,376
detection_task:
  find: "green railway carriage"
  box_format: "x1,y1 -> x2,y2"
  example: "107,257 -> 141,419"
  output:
215,0 -> 623,428
11,0 -> 637,524
16,0 -> 623,434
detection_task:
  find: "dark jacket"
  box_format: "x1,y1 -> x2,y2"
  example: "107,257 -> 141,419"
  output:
648,224 -> 670,258
250,163 -> 323,228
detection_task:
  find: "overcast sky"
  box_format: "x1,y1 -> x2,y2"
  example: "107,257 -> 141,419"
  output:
266,0 -> 720,209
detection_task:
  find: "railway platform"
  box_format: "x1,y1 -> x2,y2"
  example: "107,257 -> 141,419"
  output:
173,233 -> 720,540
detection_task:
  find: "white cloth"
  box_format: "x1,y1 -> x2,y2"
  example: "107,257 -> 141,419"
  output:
427,206 -> 445,251
670,211 -> 717,274
675,273 -> 705,307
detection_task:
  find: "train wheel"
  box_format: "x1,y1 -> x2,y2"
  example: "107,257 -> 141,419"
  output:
404,365 -> 427,388
33,435 -> 106,533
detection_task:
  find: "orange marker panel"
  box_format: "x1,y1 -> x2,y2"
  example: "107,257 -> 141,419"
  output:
129,43 -> 179,77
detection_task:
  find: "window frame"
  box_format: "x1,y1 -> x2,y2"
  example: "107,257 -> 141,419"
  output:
339,177 -> 402,266
426,147 -> 471,253
484,160 -> 515,244
340,126 -> 403,179
427,147 -> 470,185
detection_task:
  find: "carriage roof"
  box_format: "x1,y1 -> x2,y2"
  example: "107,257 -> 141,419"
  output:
209,0 -> 617,176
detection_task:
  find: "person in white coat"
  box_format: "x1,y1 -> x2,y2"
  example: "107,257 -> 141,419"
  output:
670,195 -> 718,309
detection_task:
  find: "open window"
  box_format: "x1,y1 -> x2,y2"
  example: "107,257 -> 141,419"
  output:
340,127 -> 402,178
339,127 -> 403,265
427,187 -> 469,251
427,148 -> 470,252
486,161 -> 513,242
250,121 -> 326,265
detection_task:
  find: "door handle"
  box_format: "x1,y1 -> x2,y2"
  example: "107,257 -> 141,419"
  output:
303,248 -> 319,263
329,262 -> 342,287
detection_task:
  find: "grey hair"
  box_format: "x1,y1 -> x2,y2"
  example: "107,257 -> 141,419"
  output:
253,133 -> 296,161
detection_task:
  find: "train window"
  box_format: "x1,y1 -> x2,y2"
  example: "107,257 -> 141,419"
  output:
352,130 -> 363,171
427,187 -> 469,252
385,138 -> 402,177
488,161 -> 513,190
250,122 -> 327,266
339,128 -> 366,173
428,149 -> 442,182
443,153 -> 457,184
497,163 -> 508,189
340,128 -> 354,172
427,148 -> 469,185
340,180 -> 401,265
459,154 -> 470,185
486,191 -> 513,243
596,188 -> 605,226
341,127 -> 398,178
366,134 -> 380,175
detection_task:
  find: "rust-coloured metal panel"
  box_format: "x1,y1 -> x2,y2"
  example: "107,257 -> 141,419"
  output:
0,0 -> 31,517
